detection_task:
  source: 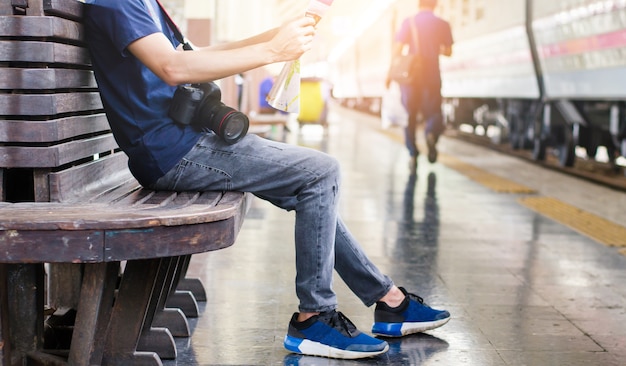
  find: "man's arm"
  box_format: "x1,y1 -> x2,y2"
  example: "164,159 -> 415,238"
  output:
128,17 -> 315,86
440,45 -> 452,57
440,22 -> 453,57
385,41 -> 405,88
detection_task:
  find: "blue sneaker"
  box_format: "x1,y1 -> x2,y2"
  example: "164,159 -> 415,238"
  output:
372,287 -> 450,337
284,310 -> 389,359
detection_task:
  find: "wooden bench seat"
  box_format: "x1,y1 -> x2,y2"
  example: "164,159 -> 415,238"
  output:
0,190 -> 248,262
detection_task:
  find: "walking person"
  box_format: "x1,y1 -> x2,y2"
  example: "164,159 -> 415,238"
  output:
388,0 -> 453,168
84,0 -> 450,359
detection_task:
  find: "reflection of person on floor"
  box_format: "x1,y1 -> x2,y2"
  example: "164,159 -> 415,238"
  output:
423,172 -> 440,244
84,0 -> 450,360
388,0 -> 453,169
397,172 -> 440,261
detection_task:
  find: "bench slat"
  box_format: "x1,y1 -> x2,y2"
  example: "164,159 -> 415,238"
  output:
0,41 -> 90,64
0,134 -> 117,168
0,114 -> 109,143
0,93 -> 102,117
0,228 -> 103,262
103,219 -> 237,261
0,68 -> 96,90
43,0 -> 83,21
0,193 -> 243,230
0,191 -> 249,263
0,16 -> 82,41
48,152 -> 133,203
0,3 -> 13,15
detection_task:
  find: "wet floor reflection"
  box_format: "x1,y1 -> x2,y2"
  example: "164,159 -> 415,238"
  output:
384,171 -> 440,268
282,333 -> 449,365
404,172 -> 440,247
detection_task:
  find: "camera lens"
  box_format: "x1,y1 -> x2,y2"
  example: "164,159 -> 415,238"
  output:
211,108 -> 249,144
190,82 -> 249,144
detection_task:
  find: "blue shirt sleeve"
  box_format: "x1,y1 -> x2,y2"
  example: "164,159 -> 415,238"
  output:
85,0 -> 163,56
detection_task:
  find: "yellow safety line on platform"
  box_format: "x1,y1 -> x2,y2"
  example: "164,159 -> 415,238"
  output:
519,196 -> 626,247
438,155 -> 537,194
378,127 -> 626,255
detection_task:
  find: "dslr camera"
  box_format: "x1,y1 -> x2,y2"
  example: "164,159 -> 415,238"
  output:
169,82 -> 249,144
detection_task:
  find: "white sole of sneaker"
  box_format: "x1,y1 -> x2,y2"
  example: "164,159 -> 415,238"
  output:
373,316 -> 451,337
285,337 -> 389,359
402,316 -> 450,335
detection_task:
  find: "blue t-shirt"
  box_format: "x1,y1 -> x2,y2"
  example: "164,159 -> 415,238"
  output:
396,10 -> 453,89
84,0 -> 202,186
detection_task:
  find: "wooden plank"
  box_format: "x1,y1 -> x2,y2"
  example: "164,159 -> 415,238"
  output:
136,257 -> 177,360
43,0 -> 84,21
11,0 -> 28,8
0,201 -> 239,230
33,168 -> 50,202
103,219 -> 236,261
68,262 -> 119,366
103,258 -> 162,366
0,133 -> 117,168
0,114 -> 109,143
0,41 -> 90,64
0,265 -> 11,365
23,0 -> 44,16
0,93 -> 102,117
0,68 -> 96,90
85,178 -> 143,205
0,16 -> 82,41
0,2 -> 14,16
6,263 -> 44,362
47,263 -> 82,310
48,152 -> 132,203
0,229 -> 103,262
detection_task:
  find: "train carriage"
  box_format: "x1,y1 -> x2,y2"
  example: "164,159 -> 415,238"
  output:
529,0 -> 626,166
327,0 -> 626,170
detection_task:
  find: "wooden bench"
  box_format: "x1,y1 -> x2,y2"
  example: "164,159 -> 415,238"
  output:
0,0 -> 249,365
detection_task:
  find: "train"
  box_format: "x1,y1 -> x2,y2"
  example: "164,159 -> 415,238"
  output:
327,0 -> 626,169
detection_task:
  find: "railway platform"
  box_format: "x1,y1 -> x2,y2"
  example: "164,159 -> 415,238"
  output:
167,103 -> 626,366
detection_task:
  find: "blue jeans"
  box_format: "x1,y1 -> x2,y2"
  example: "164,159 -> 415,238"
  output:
401,84 -> 445,157
149,132 -> 393,313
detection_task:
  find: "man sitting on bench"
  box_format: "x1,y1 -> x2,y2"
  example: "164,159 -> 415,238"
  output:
83,0 -> 450,360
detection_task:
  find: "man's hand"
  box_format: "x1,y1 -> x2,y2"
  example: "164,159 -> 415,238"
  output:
267,17 -> 316,63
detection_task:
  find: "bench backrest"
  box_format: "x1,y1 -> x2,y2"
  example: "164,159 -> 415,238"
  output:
0,0 -> 135,203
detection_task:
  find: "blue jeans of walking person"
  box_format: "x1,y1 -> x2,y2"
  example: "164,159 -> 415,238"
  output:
148,132 -> 395,312
401,84 -> 445,162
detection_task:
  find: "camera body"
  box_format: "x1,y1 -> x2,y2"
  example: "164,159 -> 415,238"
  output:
169,82 -> 249,144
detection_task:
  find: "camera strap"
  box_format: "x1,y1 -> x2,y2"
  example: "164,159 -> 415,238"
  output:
154,0 -> 194,50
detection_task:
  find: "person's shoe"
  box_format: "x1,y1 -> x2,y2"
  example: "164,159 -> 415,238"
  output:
426,133 -> 438,163
372,287 -> 450,337
284,310 -> 389,359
